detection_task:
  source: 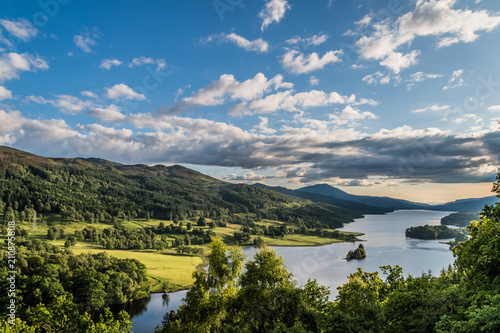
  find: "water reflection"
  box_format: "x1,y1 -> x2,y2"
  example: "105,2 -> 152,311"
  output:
161,293 -> 170,307
110,297 -> 150,319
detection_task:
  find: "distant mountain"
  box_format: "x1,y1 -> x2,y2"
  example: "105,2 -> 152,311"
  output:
298,184 -> 431,210
253,183 -> 390,215
432,196 -> 498,212
289,183 -> 496,213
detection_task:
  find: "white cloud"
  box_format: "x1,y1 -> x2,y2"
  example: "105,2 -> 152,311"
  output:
224,33 -> 268,53
0,18 -> 38,42
338,105 -> 377,121
0,86 -> 13,101
286,33 -> 329,46
355,14 -> 373,27
309,76 -> 319,86
487,105 -> 500,112
181,73 -> 292,107
229,90 -> 293,116
443,69 -> 464,90
326,105 -> 378,126
80,91 -> 98,99
25,119 -> 82,142
259,0 -> 291,31
24,54 -> 49,70
82,124 -> 134,140
55,95 -> 93,113
351,64 -> 368,69
0,52 -> 48,82
106,83 -> 146,101
362,71 -> 391,85
225,171 -> 284,183
229,89 -> 375,116
408,71 -> 443,82
87,105 -> 126,122
355,1 -> 500,71
453,113 -> 481,124
406,71 -> 443,89
252,116 -> 277,134
25,95 -> 49,104
203,33 -> 268,53
379,50 -> 420,74
73,30 -> 99,52
411,104 -> 450,113
0,110 -> 24,137
0,109 -> 81,146
281,49 -> 342,74
128,56 -> 166,71
26,94 -> 93,114
100,59 -> 122,70
398,0 -> 500,47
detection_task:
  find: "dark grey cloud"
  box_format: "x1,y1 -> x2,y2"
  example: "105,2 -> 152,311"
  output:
2,109 -> 499,184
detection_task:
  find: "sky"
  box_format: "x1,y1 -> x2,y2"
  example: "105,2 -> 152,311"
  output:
1,0 -> 500,204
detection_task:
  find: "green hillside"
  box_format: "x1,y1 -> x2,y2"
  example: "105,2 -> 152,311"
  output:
0,145 -> 380,229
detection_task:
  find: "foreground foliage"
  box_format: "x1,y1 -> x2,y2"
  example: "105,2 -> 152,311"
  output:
0,296 -> 132,333
0,239 -> 148,331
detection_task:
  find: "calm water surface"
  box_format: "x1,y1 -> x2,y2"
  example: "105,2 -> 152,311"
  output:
124,210 -> 456,332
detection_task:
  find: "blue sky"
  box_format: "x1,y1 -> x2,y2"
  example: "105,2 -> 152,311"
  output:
1,0 -> 500,203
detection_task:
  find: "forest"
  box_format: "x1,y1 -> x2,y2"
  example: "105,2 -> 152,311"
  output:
405,225 -> 466,240
441,212 -> 480,227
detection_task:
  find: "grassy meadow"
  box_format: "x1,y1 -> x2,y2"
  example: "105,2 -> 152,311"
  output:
3,213 -> 363,291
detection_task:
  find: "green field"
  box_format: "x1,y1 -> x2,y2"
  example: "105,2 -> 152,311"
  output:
70,243 -> 204,291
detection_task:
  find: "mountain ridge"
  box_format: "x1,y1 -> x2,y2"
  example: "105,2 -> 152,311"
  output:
298,183 -> 430,210
253,183 -> 389,215
295,183 -> 496,212
0,145 -> 377,228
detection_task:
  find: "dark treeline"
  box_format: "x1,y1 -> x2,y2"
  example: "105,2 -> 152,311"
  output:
441,211 -> 480,227
70,225 -> 215,251
233,222 -> 358,246
405,224 -> 466,240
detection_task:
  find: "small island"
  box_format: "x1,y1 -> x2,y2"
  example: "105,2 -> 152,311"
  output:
346,243 -> 367,261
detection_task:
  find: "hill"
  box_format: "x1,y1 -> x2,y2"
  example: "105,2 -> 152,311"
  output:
298,183 -> 431,210
0,146 -> 377,229
253,183 -> 389,215
431,196 -> 498,212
